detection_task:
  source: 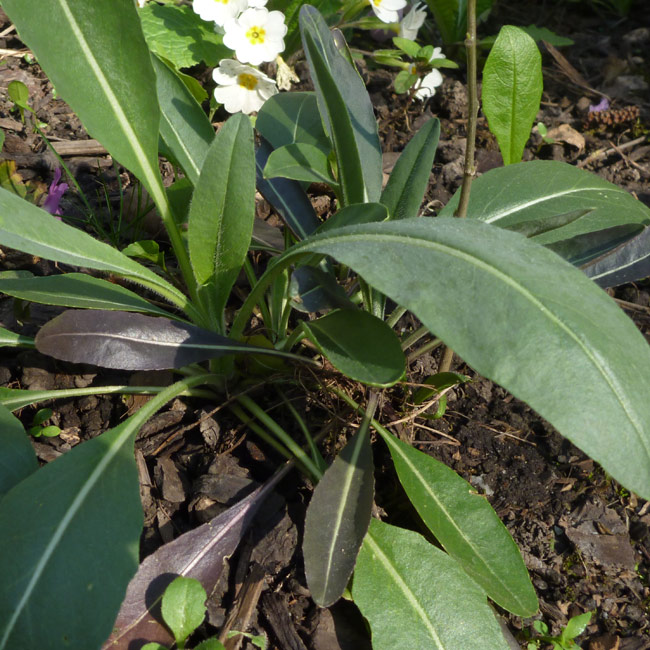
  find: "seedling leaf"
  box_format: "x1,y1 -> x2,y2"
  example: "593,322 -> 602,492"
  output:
161,577 -> 206,647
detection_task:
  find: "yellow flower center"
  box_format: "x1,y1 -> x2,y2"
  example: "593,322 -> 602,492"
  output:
214,0 -> 230,4
372,0 -> 382,6
246,25 -> 266,44
238,73 -> 259,91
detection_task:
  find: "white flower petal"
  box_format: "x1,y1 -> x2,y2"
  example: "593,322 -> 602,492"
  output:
399,2 -> 426,40
369,0 -> 407,23
223,7 -> 287,64
193,0 -> 248,26
212,59 -> 278,114
413,68 -> 443,100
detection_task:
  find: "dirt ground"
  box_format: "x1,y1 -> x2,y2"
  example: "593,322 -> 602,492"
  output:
1,0 -> 650,648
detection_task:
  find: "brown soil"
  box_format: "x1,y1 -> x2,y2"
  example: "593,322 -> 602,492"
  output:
1,1 -> 650,648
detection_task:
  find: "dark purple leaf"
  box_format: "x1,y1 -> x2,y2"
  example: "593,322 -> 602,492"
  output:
103,465 -> 291,649
581,225 -> 650,288
34,310 -> 302,371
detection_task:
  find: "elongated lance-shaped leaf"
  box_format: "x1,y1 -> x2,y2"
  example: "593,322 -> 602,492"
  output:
0,188 -> 194,316
188,114 -> 255,325
0,373 -> 212,650
353,519 -> 511,650
482,25 -> 543,165
303,424 -> 374,607
104,464 -> 291,649
2,0 -> 160,206
299,5 -> 383,204
0,271 -> 184,320
34,310 -> 313,371
381,118 -> 440,220
238,218 -> 650,499
440,161 -> 650,245
1,0 -> 196,302
378,430 -> 537,616
152,54 -> 215,186
255,138 -> 321,239
0,404 -> 37,499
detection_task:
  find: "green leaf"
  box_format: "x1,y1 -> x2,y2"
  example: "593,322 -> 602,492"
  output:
268,218 -> 650,499
289,266 -> 355,313
481,25 -> 574,48
394,70 -> 418,94
188,114 -> 255,321
562,611 -> 592,641
264,142 -> 338,188
381,118 -> 440,220
161,577 -> 207,646
0,374 -> 211,650
0,326 -> 34,348
392,36 -> 422,58
301,309 -> 406,387
194,640 -> 226,650
2,0 -> 163,203
482,25 -> 543,165
300,5 -> 383,204
424,0 -> 494,46
139,3 -> 230,68
0,188 -> 192,314
0,271 -> 181,319
256,138 -> 321,240
439,161 -> 650,245
303,427 -> 374,607
353,519 -> 511,649
7,80 -> 29,110
256,91 -> 331,155
377,431 -> 538,616
0,405 -> 37,499
152,54 -> 215,186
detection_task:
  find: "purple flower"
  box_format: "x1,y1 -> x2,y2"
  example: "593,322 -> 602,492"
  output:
42,167 -> 68,218
589,97 -> 610,113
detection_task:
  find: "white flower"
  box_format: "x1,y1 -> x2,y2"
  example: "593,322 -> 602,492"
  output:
213,59 -> 278,114
193,0 -> 248,27
247,0 -> 268,7
399,2 -> 426,40
428,46 -> 445,63
413,68 -> 443,101
136,0 -> 146,6
369,0 -> 407,24
223,8 -> 287,65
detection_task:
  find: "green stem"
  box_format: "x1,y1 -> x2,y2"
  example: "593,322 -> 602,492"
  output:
400,324 -> 430,351
386,305 -> 407,329
441,0 -> 478,374
407,336 -> 443,364
243,256 -> 273,332
281,323 -> 308,352
0,384 -> 216,411
236,393 -> 322,480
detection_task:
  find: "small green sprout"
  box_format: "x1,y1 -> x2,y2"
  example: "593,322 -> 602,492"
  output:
28,408 -> 61,438
527,611 -> 592,650
142,576 -> 267,650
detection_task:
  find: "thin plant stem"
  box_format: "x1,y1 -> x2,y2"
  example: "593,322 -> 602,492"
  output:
236,393 -> 322,480
440,0 -> 478,374
243,256 -> 273,331
281,323 -> 307,352
407,336 -> 443,364
386,305 -> 408,329
400,324 -> 430,351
